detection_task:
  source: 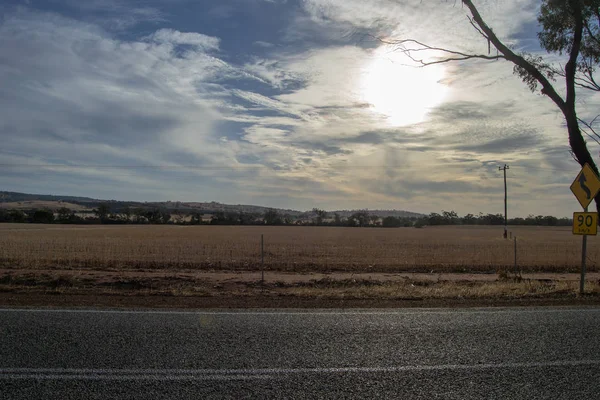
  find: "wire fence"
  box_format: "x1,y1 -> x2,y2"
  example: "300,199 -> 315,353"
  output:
0,224 -> 596,273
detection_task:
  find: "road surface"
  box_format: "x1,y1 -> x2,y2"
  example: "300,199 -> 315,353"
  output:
1,307 -> 599,399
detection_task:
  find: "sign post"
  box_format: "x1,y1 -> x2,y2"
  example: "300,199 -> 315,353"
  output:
570,163 -> 600,294
581,213 -> 587,295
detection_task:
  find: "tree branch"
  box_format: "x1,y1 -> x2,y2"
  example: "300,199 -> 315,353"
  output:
583,20 -> 600,48
467,16 -> 488,42
461,0 -> 567,112
578,117 -> 600,137
552,59 -> 600,91
578,117 -> 600,145
581,57 -> 600,90
582,129 -> 600,145
374,37 -> 505,66
574,79 -> 600,91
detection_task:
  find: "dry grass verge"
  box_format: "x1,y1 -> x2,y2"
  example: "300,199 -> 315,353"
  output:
1,271 -> 598,303
282,277 -> 600,300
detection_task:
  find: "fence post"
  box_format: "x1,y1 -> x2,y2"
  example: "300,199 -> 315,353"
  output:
261,234 -> 264,283
513,236 -> 517,277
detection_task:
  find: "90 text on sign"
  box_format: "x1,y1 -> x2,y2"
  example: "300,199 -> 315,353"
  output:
573,212 -> 598,236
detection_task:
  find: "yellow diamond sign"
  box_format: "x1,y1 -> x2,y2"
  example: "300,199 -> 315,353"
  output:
570,163 -> 600,209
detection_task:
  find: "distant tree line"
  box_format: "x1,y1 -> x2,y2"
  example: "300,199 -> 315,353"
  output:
0,204 -> 573,227
421,211 -> 571,227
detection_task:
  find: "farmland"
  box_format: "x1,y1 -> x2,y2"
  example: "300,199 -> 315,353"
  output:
0,224 -> 595,273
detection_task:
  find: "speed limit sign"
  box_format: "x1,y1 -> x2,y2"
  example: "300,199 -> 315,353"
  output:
573,212 -> 598,235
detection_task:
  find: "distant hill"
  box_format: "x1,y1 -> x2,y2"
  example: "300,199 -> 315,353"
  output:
0,191 -> 98,204
0,191 -> 423,217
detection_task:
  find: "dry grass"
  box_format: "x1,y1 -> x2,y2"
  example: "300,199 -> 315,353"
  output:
0,224 -> 596,273
1,271 -> 598,301
283,278 -> 600,300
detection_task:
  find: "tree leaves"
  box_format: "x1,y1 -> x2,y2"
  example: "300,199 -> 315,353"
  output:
537,0 -> 600,86
514,53 -> 557,92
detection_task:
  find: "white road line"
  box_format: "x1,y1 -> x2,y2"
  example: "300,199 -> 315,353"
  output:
1,360 -> 599,380
0,308 -> 598,316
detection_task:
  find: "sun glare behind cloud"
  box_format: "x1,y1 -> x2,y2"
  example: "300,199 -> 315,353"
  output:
360,47 -> 448,127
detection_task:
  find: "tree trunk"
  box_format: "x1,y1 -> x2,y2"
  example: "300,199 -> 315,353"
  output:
564,1 -> 600,214
565,108 -> 600,213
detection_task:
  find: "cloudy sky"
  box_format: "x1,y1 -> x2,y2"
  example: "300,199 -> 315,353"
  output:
1,0 -> 597,217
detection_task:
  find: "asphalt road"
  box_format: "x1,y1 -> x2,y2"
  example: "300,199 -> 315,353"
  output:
1,307 -> 599,399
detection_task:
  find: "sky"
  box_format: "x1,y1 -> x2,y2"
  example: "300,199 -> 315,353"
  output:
0,0 -> 598,217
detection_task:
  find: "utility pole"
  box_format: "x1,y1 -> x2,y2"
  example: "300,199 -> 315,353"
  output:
499,164 -> 509,239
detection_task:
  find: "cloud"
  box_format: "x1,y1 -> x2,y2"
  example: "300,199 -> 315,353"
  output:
253,40 -> 274,48
0,10 -> 230,189
150,28 -> 220,51
0,1 -> 591,217
242,59 -> 306,90
231,89 -> 310,119
451,133 -> 542,154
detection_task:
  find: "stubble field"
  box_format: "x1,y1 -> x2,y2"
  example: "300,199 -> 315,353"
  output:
0,224 -> 595,273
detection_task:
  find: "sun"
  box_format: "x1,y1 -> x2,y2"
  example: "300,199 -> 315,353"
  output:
360,47 -> 448,126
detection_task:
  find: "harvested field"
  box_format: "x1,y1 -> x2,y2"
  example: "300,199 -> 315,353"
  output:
0,224 -> 596,273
